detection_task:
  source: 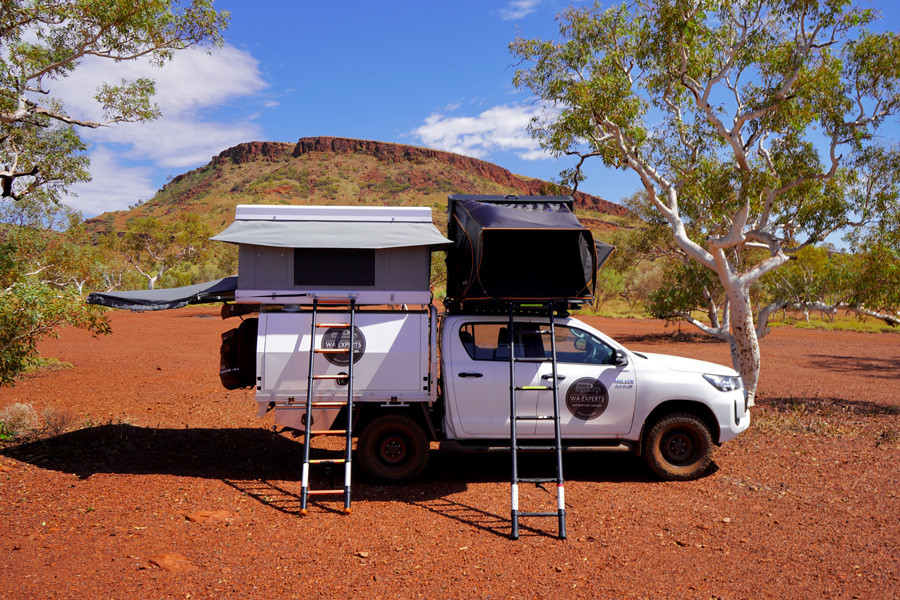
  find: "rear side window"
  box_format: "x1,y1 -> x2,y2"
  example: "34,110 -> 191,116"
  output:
458,322 -> 549,361
458,322 -> 616,365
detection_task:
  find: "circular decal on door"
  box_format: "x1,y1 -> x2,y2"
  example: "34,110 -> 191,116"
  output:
565,377 -> 609,421
321,326 -> 366,366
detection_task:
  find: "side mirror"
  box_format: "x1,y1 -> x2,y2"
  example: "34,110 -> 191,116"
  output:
614,349 -> 629,366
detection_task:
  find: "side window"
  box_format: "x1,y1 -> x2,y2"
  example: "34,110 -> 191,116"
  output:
458,323 -> 546,361
553,326 -> 616,365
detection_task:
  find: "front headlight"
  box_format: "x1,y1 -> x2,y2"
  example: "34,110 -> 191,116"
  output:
703,373 -> 742,392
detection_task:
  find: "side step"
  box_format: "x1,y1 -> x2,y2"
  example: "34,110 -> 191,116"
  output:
438,440 -> 634,453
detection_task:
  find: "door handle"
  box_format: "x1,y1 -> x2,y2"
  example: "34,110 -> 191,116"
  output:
541,374 -> 566,381
458,372 -> 483,378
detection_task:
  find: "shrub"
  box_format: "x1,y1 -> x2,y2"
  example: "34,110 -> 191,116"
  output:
0,402 -> 39,438
41,407 -> 74,437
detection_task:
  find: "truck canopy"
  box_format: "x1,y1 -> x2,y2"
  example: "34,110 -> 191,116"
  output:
445,195 -> 613,307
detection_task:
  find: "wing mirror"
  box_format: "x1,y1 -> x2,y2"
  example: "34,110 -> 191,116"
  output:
614,349 -> 629,366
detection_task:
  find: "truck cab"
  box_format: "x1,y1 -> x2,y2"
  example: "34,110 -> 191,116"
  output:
438,313 -> 749,480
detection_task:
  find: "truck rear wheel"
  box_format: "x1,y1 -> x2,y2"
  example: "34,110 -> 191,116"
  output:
643,412 -> 712,481
357,414 -> 429,483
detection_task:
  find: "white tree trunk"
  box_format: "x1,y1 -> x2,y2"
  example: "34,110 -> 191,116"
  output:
724,285 -> 760,406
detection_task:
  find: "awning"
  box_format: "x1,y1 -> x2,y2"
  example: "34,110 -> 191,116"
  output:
210,220 -> 451,249
86,277 -> 238,311
595,240 -> 616,270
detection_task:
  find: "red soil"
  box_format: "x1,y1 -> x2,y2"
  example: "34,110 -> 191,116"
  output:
1,308 -> 898,599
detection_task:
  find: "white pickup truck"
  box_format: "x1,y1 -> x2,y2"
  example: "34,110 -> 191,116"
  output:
252,306 -> 749,483
89,198 -> 750,489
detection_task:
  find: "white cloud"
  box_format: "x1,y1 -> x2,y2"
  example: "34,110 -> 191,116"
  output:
40,44 -> 268,216
411,104 -> 555,160
500,0 -> 542,21
48,45 -> 266,121
88,117 -> 261,169
64,148 -> 157,216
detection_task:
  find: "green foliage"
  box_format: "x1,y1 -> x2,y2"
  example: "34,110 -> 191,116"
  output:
116,213 -> 212,289
512,0 -> 900,394
1,0 -> 228,200
0,1 -> 227,384
0,282 -> 110,385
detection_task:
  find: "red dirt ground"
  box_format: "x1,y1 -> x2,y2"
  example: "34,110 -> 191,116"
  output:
1,307 -> 898,599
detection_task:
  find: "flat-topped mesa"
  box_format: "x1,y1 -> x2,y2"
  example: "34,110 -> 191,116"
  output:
202,136 -> 626,217
289,136 -> 628,216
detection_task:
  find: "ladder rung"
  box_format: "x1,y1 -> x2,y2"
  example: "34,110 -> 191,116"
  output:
306,489 -> 344,496
516,445 -> 557,451
515,415 -> 555,421
310,401 -> 349,408
308,459 -> 347,464
310,430 -> 348,435
315,348 -> 349,354
514,357 -> 552,363
517,477 -> 556,484
316,323 -> 350,328
515,386 -> 552,391
518,512 -> 558,517
313,374 -> 349,380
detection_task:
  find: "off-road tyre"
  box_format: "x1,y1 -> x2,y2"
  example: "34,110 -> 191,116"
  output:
643,412 -> 713,481
357,414 -> 429,483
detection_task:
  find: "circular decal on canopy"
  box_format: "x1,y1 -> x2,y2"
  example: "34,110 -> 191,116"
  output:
321,326 -> 366,366
565,377 -> 609,421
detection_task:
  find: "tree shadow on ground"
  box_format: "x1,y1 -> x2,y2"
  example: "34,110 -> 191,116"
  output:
757,395 -> 900,416
613,331 -> 725,345
804,355 -> 900,380
0,424 -> 694,537
398,449 -> 715,540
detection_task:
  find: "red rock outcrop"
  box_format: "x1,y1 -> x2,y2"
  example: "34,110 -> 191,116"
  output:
290,136 -> 628,216
214,141 -> 294,165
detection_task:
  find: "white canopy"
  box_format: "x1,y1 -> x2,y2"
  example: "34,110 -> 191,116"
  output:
210,204 -> 451,249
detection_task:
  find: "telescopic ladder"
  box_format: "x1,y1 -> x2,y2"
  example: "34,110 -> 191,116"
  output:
299,297 -> 356,515
507,302 -> 566,540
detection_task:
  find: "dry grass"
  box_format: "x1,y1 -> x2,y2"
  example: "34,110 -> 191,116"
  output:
41,407 -> 75,437
753,397 -> 900,444
0,402 -> 39,439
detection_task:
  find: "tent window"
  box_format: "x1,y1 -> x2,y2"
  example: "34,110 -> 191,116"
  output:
294,248 -> 375,286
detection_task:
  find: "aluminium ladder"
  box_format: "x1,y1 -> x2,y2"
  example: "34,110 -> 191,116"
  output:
507,302 -> 566,540
299,297 -> 356,515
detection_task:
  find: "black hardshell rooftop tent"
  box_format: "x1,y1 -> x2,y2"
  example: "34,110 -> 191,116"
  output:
445,195 -> 614,310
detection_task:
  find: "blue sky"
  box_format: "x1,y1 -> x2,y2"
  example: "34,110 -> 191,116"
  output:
58,0 -> 900,218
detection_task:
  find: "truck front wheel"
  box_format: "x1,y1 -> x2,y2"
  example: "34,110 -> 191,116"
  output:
643,412 -> 713,481
357,414 -> 429,483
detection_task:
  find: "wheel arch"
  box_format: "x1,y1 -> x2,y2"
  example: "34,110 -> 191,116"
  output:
352,403 -> 437,441
637,400 -> 721,456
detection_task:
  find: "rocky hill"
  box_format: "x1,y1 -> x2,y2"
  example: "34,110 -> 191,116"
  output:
87,136 -> 628,236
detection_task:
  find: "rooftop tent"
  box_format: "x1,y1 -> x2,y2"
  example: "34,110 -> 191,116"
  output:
445,195 -> 605,307
86,277 -> 238,311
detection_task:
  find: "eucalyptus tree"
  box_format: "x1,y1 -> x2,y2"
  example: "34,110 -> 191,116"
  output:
0,0 -> 227,384
1,0 -> 227,201
511,0 -> 900,403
